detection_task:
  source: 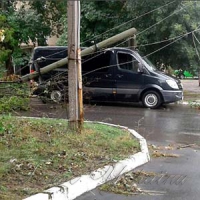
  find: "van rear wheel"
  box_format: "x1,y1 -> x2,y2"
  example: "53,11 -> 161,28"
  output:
142,91 -> 161,109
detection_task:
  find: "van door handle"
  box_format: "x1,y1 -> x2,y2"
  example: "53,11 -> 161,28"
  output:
105,74 -> 112,78
117,74 -> 123,78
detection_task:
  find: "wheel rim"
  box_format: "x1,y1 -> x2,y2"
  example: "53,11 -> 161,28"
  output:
144,93 -> 158,107
50,90 -> 62,102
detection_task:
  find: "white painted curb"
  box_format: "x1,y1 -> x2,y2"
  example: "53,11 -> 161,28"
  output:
24,122 -> 150,200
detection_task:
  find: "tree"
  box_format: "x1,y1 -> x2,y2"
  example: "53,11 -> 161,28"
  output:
56,0 -> 200,73
0,14 -> 17,75
56,16 -> 67,46
0,1 -> 52,75
1,0 -> 200,75
26,0 -> 67,41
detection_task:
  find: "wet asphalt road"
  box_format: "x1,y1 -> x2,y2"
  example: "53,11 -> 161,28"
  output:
20,99 -> 200,145
84,103 -> 200,145
74,104 -> 200,200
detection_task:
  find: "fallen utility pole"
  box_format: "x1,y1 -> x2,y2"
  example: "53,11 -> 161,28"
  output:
20,27 -> 137,82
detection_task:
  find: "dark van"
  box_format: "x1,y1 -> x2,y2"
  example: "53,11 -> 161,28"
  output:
30,46 -> 183,108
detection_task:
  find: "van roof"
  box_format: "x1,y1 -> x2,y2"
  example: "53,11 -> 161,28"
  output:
33,46 -> 67,50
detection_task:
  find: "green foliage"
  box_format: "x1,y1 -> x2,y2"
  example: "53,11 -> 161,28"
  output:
0,96 -> 29,113
80,1 -> 128,46
128,0 -> 200,72
0,1 -> 53,74
7,8 -> 51,45
0,83 -> 30,113
0,14 -> 17,74
57,0 -> 200,73
56,16 -> 68,46
2,0 -> 200,74
12,50 -> 30,68
26,0 -> 67,36
0,49 -> 12,65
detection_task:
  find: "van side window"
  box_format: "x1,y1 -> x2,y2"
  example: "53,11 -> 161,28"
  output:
33,48 -> 68,69
82,51 -> 111,73
117,52 -> 139,72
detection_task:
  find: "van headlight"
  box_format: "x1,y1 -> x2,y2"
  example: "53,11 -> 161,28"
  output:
166,80 -> 179,89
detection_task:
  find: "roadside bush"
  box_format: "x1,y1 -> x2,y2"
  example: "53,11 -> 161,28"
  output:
0,96 -> 29,113
0,82 -> 30,113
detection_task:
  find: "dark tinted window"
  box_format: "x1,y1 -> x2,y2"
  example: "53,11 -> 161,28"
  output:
82,51 -> 111,73
117,52 -> 139,73
32,47 -> 68,69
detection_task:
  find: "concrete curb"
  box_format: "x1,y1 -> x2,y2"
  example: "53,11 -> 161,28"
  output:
24,121 -> 150,200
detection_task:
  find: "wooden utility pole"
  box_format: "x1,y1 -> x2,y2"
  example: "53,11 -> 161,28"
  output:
67,1 -> 83,130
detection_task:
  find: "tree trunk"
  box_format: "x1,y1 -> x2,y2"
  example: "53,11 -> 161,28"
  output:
6,55 -> 14,75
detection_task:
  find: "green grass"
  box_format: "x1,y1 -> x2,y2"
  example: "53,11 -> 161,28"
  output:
0,116 -> 140,200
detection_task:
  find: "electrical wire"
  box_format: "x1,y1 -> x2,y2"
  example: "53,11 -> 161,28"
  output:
30,27 -> 200,100
32,32 -> 200,82
192,32 -> 200,45
29,0 -> 178,63
137,34 -> 189,47
79,0 -> 190,57
31,1 -> 184,63
26,1 -> 198,83
84,26 -> 200,76
80,0 -> 177,46
144,27 -> 200,57
192,32 -> 200,61
136,6 -> 186,36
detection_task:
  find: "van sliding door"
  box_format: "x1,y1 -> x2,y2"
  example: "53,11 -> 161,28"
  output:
82,51 -> 115,101
115,51 -> 144,102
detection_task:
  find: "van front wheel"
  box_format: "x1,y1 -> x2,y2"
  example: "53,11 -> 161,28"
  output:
142,91 -> 162,109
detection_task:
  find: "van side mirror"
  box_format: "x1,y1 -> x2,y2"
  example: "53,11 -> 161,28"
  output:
138,62 -> 144,73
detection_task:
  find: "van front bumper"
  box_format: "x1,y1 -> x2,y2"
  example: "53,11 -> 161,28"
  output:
161,90 -> 183,103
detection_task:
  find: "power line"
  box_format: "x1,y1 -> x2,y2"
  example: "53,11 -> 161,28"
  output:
80,0 -> 177,45
193,32 -> 200,45
144,27 -> 200,58
33,1 -> 191,65
136,5 -> 187,36
192,32 -> 200,61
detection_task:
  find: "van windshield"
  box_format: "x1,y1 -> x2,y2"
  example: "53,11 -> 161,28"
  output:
134,51 -> 157,71
142,56 -> 157,71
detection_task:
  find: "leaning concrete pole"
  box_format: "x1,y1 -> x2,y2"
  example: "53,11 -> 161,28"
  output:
20,27 -> 137,82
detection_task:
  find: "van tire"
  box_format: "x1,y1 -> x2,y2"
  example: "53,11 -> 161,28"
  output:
142,90 -> 161,109
50,90 -> 62,103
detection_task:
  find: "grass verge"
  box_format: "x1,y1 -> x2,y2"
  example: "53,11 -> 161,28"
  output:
183,91 -> 200,102
0,116 -> 140,200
